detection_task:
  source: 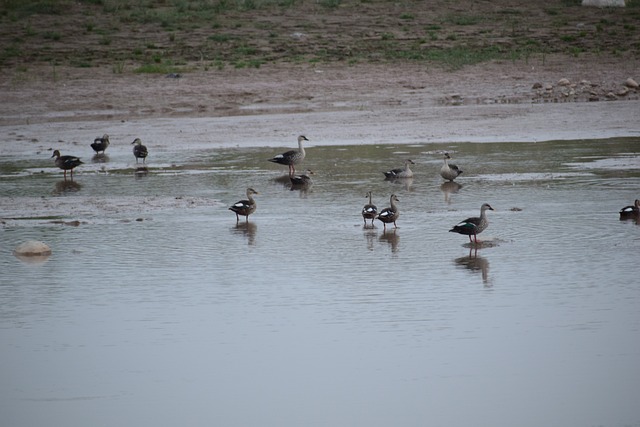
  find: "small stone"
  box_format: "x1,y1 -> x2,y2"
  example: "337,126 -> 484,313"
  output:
557,78 -> 571,86
545,84 -> 554,91
625,77 -> 639,88
532,82 -> 543,89
606,92 -> 617,99
617,87 -> 629,96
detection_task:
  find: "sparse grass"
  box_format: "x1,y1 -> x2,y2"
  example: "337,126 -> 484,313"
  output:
318,0 -> 340,8
112,60 -> 125,73
386,45 -> 510,69
42,31 -> 61,41
133,63 -> 181,74
445,14 -> 481,26
0,0 -> 637,71
209,34 -> 234,42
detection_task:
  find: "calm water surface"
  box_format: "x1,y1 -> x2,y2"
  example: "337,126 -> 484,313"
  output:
1,138 -> 640,427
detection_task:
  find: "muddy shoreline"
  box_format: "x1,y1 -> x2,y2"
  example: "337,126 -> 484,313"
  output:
1,57 -> 639,156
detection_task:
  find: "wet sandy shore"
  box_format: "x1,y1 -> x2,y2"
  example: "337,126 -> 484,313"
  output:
1,57 -> 639,156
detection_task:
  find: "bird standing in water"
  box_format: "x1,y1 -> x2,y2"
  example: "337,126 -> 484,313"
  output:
619,199 -> 640,219
450,203 -> 494,244
362,191 -> 378,227
91,134 -> 110,154
51,150 -> 83,180
383,159 -> 415,179
131,138 -> 148,164
268,135 -> 308,177
440,152 -> 463,181
229,188 -> 259,224
377,194 -> 400,232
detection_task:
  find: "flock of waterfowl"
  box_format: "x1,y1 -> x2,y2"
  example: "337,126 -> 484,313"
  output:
50,134 -> 639,238
51,134 -> 148,180
234,134 -> 494,243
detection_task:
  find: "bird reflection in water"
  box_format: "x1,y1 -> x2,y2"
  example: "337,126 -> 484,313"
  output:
91,154 -> 110,163
440,181 -> 462,204
454,247 -> 491,287
363,228 -> 377,251
134,166 -> 149,177
379,230 -> 400,254
289,170 -> 314,197
53,180 -> 82,195
386,176 -> 413,191
232,222 -> 257,246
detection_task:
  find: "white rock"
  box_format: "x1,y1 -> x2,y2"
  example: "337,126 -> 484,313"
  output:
557,78 -> 571,86
582,0 -> 625,7
625,77 -> 639,88
617,87 -> 629,96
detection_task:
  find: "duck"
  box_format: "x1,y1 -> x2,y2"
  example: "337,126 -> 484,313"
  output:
229,188 -> 259,224
440,152 -> 463,181
362,191 -> 378,227
51,150 -> 83,179
131,138 -> 148,164
377,194 -> 400,231
90,134 -> 110,154
383,159 -> 415,179
619,199 -> 640,219
449,203 -> 494,244
290,169 -> 314,187
268,135 -> 308,177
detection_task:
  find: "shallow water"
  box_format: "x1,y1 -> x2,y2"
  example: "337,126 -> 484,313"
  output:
2,138 -> 640,427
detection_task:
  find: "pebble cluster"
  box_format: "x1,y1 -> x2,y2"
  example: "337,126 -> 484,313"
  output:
531,77 -> 639,103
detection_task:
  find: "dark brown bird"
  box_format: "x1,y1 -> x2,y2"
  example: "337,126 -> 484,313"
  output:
131,138 -> 148,164
377,194 -> 400,231
619,199 -> 640,219
362,191 -> 378,227
91,134 -> 110,154
51,150 -> 83,180
450,203 -> 494,244
229,188 -> 259,224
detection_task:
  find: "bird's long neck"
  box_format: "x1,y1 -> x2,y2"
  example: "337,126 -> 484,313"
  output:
298,139 -> 305,155
390,197 -> 398,211
480,207 -> 488,220
368,193 -> 373,204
